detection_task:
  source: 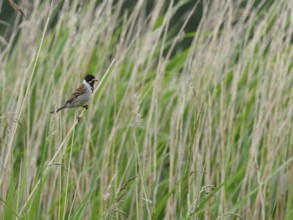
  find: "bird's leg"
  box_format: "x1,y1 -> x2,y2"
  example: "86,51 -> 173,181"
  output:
75,109 -> 82,123
83,105 -> 88,110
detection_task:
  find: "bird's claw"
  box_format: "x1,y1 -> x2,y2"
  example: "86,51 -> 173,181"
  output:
83,105 -> 88,110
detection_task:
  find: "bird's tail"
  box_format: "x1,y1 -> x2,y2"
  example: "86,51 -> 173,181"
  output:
50,106 -> 66,114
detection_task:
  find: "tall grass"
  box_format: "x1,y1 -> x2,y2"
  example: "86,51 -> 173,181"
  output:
0,0 -> 293,219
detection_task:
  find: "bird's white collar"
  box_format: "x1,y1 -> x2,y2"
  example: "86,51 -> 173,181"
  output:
83,80 -> 93,91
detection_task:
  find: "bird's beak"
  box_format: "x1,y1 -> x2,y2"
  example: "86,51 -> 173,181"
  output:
94,78 -> 99,82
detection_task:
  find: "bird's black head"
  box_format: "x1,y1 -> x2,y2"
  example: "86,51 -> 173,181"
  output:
84,74 -> 98,89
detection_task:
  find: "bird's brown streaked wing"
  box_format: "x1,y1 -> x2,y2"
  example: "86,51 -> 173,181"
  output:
65,84 -> 86,105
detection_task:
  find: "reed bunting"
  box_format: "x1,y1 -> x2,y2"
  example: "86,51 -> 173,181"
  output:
51,74 -> 99,113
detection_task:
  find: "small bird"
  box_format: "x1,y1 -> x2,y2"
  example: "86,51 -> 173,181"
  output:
51,74 -> 99,113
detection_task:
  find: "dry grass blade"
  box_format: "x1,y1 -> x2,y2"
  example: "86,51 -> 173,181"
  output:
0,36 -> 7,46
103,176 -> 137,219
7,0 -> 26,18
